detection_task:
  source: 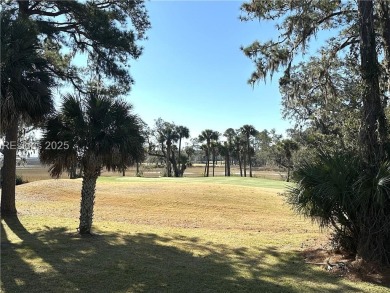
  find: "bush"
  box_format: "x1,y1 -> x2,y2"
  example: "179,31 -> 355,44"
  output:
16,175 -> 28,185
286,150 -> 390,265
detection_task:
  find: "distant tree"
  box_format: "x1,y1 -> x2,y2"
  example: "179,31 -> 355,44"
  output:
39,92 -> 144,234
240,125 -> 258,177
217,142 -> 230,176
223,128 -> 236,176
185,145 -> 195,166
176,125 -> 190,176
154,119 -> 179,177
210,134 -> 220,177
199,143 -> 209,176
254,129 -> 273,167
198,129 -> 219,177
148,119 -> 191,177
232,134 -> 245,177
273,139 -> 299,182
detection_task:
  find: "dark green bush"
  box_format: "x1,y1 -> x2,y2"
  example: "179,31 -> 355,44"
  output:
15,175 -> 28,185
286,150 -> 390,265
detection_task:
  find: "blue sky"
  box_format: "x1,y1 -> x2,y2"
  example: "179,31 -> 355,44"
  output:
127,1 -> 292,138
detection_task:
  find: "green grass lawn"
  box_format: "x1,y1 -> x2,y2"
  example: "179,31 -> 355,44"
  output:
1,177 -> 389,292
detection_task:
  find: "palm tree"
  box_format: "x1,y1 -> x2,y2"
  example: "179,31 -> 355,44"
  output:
185,145 -> 195,166
276,139 -> 299,182
223,128 -> 236,176
232,134 -> 245,177
1,15 -> 54,215
210,134 -> 220,177
217,142 -> 229,176
155,120 -> 179,177
176,125 -> 190,176
39,93 -> 144,234
240,125 -> 258,177
286,150 -> 390,264
198,129 -> 219,177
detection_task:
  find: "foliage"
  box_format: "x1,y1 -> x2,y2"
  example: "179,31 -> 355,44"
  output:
242,0 -> 390,265
280,56 -> 362,152
1,0 -> 150,215
2,0 -> 151,94
0,11 -> 55,215
253,129 -> 281,167
240,125 -> 258,177
15,175 -> 28,186
147,118 -> 190,177
0,12 -> 55,131
287,150 -> 390,264
198,129 -> 219,177
40,93 -> 144,177
39,91 -> 144,234
241,0 -> 389,161
272,139 -> 299,182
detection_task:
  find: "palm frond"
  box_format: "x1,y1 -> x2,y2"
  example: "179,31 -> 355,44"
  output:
40,92 -> 145,176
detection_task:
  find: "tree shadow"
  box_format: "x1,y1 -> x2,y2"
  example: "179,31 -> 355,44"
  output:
1,216 -> 384,292
1,220 -> 54,291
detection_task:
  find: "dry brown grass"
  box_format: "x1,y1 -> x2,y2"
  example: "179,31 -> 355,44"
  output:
15,179 -> 306,235
16,166 -> 66,182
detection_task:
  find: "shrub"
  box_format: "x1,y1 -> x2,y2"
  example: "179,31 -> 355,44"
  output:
286,150 -> 390,265
16,175 -> 28,185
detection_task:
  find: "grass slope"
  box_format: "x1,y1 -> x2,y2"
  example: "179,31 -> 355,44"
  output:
1,177 -> 388,292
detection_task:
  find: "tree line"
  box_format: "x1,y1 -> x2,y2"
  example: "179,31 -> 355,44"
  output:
145,119 -> 296,179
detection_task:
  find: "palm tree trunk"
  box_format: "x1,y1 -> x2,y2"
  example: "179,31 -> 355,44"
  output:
1,119 -> 18,216
286,166 -> 290,182
178,138 -> 182,172
227,156 -> 229,176
78,164 -> 83,178
227,152 -> 231,176
180,163 -> 186,177
171,151 -> 180,177
206,149 -> 210,177
224,156 -> 227,176
166,142 -> 171,177
69,164 -> 77,179
243,153 -> 247,177
248,145 -> 253,178
79,173 -> 98,234
212,153 -> 215,177
238,154 -> 242,177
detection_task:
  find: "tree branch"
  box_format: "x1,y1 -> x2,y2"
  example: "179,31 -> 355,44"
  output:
28,9 -> 65,17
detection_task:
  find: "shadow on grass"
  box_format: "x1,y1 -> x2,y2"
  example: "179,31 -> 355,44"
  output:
1,216 -> 383,293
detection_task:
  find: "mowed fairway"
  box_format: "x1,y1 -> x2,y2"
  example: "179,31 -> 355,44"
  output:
1,177 -> 387,292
